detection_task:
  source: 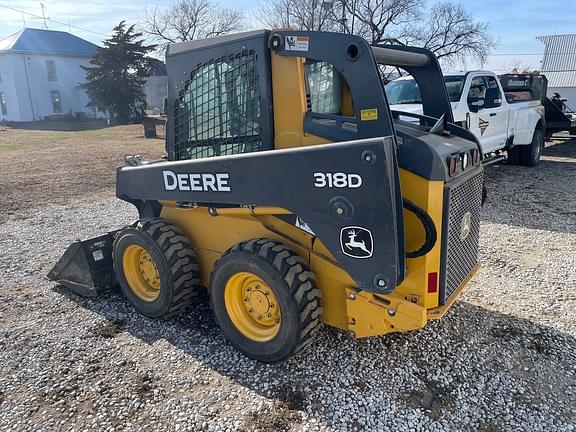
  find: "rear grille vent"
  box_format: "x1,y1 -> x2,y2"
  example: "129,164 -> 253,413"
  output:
440,170 -> 483,303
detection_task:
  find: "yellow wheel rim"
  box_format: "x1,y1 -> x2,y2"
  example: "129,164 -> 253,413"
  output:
122,244 -> 161,302
224,272 -> 281,342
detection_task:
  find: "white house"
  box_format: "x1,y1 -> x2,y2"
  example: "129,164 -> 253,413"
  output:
0,28 -> 104,122
538,34 -> 576,109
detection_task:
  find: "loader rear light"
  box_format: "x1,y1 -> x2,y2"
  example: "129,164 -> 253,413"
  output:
461,152 -> 469,170
427,272 -> 438,293
448,157 -> 458,176
472,149 -> 480,165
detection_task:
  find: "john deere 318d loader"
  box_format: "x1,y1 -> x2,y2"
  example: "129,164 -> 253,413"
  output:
49,30 -> 484,362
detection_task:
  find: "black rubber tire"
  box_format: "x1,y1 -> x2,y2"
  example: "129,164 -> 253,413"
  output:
519,128 -> 544,167
507,147 -> 521,165
209,239 -> 322,363
113,218 -> 201,318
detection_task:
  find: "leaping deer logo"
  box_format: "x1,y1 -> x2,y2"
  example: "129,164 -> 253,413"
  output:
341,227 -> 373,258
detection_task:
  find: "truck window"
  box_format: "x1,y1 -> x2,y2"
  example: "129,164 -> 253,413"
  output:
467,76 -> 487,109
385,75 -> 465,105
485,76 -> 502,96
385,79 -> 422,105
444,76 -> 465,102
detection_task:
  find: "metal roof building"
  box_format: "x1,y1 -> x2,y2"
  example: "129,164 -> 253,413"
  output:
0,28 -> 98,57
537,34 -> 576,107
0,28 -> 103,122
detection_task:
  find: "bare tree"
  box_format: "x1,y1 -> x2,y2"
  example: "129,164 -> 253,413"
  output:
414,2 -> 496,65
259,0 -> 336,31
142,0 -> 244,49
341,0 -> 423,44
503,58 -> 539,74
258,0 -> 496,65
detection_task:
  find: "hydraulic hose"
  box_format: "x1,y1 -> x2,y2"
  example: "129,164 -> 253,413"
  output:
403,199 -> 437,259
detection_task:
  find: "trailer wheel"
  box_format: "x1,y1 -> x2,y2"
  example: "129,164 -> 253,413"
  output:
520,128 -> 544,166
209,239 -> 322,362
113,218 -> 201,318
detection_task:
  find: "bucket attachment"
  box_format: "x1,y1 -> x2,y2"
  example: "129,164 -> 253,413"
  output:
47,231 -> 120,297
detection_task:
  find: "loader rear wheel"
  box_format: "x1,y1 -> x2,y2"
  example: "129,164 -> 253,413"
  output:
210,239 -> 322,362
113,219 -> 201,318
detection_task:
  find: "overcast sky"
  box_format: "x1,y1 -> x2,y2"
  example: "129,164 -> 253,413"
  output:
1,0 -> 574,72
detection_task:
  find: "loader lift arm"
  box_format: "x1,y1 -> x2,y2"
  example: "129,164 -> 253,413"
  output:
117,137 -> 404,294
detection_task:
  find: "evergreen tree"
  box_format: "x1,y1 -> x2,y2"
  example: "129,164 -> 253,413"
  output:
82,21 -> 158,124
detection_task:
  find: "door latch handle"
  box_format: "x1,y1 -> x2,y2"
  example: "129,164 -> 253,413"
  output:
490,113 -> 497,117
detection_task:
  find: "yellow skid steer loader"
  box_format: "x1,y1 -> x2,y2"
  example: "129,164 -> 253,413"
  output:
48,30 -> 483,362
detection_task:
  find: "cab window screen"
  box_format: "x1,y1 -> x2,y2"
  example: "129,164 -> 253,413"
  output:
305,60 -> 342,114
173,50 -> 265,160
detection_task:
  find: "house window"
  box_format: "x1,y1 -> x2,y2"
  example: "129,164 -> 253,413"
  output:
0,92 -> 7,115
47,60 -> 57,81
51,91 -> 62,113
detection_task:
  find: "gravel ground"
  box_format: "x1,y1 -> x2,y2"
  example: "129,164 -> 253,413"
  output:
0,138 -> 575,431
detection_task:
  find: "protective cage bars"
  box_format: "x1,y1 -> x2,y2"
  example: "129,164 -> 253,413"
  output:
173,49 -> 267,161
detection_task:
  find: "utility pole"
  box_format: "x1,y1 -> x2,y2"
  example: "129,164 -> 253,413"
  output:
39,3 -> 49,29
31,3 -> 50,29
340,0 -> 346,33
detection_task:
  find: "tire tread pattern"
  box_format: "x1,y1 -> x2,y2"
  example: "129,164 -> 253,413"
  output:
135,218 -> 201,317
519,128 -> 544,167
214,238 -> 322,355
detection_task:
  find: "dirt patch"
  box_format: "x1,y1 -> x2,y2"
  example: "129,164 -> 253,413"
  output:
92,319 -> 125,338
134,373 -> 155,399
244,384 -> 305,431
477,421 -> 501,432
402,379 -> 453,420
490,323 -> 553,355
277,383 -> 306,411
0,125 -> 164,223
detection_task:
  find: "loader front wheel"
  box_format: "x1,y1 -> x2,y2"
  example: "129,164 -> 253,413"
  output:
113,219 -> 201,318
210,239 -> 322,362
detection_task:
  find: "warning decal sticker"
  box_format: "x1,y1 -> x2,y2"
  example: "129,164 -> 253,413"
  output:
285,36 -> 310,51
361,108 -> 378,121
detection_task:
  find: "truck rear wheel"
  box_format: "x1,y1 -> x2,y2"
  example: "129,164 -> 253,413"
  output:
507,146 -> 521,165
519,128 -> 544,166
209,239 -> 322,362
113,218 -> 201,318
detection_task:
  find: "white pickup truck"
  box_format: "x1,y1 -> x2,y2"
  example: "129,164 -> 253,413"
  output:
386,70 -> 546,166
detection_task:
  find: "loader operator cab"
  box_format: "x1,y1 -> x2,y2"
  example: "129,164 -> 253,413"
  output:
50,30 -> 484,363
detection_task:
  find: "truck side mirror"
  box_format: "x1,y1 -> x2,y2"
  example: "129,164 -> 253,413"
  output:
470,103 -> 480,113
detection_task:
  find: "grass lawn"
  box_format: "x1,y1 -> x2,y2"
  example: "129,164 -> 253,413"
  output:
0,125 -> 165,222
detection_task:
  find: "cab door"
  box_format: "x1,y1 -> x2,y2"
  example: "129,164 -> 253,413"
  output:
467,75 -> 509,154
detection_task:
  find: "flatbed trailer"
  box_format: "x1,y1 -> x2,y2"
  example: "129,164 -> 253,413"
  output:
499,73 -> 576,140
